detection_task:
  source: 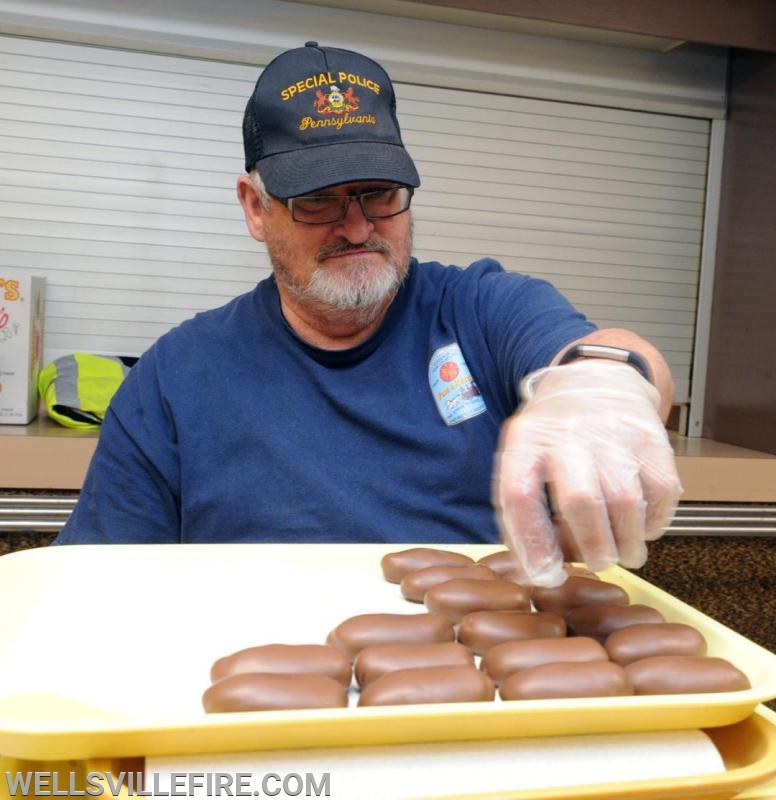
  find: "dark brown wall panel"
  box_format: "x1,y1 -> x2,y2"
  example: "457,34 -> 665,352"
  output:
703,49 -> 776,453
402,0 -> 776,51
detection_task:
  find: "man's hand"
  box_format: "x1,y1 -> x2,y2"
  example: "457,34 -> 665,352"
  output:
492,360 -> 683,587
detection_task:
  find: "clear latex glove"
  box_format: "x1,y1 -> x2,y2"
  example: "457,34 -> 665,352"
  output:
493,360 -> 683,587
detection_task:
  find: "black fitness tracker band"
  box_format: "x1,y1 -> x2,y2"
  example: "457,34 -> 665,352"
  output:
558,344 -> 654,384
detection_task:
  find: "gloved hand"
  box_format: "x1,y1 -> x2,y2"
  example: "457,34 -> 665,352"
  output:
493,360 -> 683,587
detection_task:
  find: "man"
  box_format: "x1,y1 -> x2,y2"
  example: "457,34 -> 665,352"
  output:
55,42 -> 682,587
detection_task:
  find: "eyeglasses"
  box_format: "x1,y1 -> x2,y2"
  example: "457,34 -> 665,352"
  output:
281,186 -> 414,225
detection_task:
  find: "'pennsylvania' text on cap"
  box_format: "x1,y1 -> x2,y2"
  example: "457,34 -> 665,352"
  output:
243,41 -> 420,199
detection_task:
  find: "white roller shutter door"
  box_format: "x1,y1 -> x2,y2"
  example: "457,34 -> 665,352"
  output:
0,35 -> 707,402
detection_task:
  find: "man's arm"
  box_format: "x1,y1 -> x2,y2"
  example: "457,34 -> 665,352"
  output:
54,408 -> 181,544
54,352 -> 182,545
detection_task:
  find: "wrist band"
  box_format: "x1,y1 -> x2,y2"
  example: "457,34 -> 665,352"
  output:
558,344 -> 654,384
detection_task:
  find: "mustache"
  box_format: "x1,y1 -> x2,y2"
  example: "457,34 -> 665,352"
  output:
317,238 -> 392,259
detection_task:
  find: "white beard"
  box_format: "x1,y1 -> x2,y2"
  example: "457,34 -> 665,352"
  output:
267,228 -> 413,316
301,257 -> 404,311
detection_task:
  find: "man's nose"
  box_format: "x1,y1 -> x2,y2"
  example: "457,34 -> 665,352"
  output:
334,196 -> 374,241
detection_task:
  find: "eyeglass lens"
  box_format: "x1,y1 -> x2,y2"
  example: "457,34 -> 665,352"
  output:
289,187 -> 413,224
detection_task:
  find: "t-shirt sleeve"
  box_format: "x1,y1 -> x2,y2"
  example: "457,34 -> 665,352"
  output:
472,259 -> 597,403
53,347 -> 182,544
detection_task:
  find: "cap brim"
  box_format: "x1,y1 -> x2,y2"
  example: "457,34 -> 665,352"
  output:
256,141 -> 420,198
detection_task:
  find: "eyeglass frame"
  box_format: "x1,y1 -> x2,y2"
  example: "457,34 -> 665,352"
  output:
275,185 -> 414,225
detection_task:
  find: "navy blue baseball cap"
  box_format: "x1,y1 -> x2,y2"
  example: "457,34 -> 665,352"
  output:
243,41 -> 420,198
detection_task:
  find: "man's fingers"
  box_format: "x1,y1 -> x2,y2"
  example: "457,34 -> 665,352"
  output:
502,511 -> 565,587
601,469 -> 648,569
494,451 -> 565,587
639,437 -> 684,539
494,404 -> 681,582
548,456 -> 618,573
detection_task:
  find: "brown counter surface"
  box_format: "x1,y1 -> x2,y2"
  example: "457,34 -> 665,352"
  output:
2,418 -> 776,501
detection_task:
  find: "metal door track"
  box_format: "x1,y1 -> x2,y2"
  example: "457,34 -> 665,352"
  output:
1,496 -> 775,535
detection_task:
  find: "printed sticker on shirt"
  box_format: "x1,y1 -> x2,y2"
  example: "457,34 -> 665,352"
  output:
428,343 -> 487,426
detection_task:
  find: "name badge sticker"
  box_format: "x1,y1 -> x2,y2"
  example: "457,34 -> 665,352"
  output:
428,343 -> 487,426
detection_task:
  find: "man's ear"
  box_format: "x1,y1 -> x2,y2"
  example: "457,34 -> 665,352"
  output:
237,175 -> 267,242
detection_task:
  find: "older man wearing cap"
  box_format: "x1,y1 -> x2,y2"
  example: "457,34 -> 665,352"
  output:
56,42 -> 682,587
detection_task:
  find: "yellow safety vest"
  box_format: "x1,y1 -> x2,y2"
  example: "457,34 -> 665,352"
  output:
37,353 -> 134,429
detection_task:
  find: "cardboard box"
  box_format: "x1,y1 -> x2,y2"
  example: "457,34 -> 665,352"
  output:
0,274 -> 46,424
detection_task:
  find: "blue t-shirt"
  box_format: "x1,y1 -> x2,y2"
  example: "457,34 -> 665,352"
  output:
56,258 -> 595,545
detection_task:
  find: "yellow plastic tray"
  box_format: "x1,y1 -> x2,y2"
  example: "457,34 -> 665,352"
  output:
2,710 -> 775,799
0,543 -> 774,761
